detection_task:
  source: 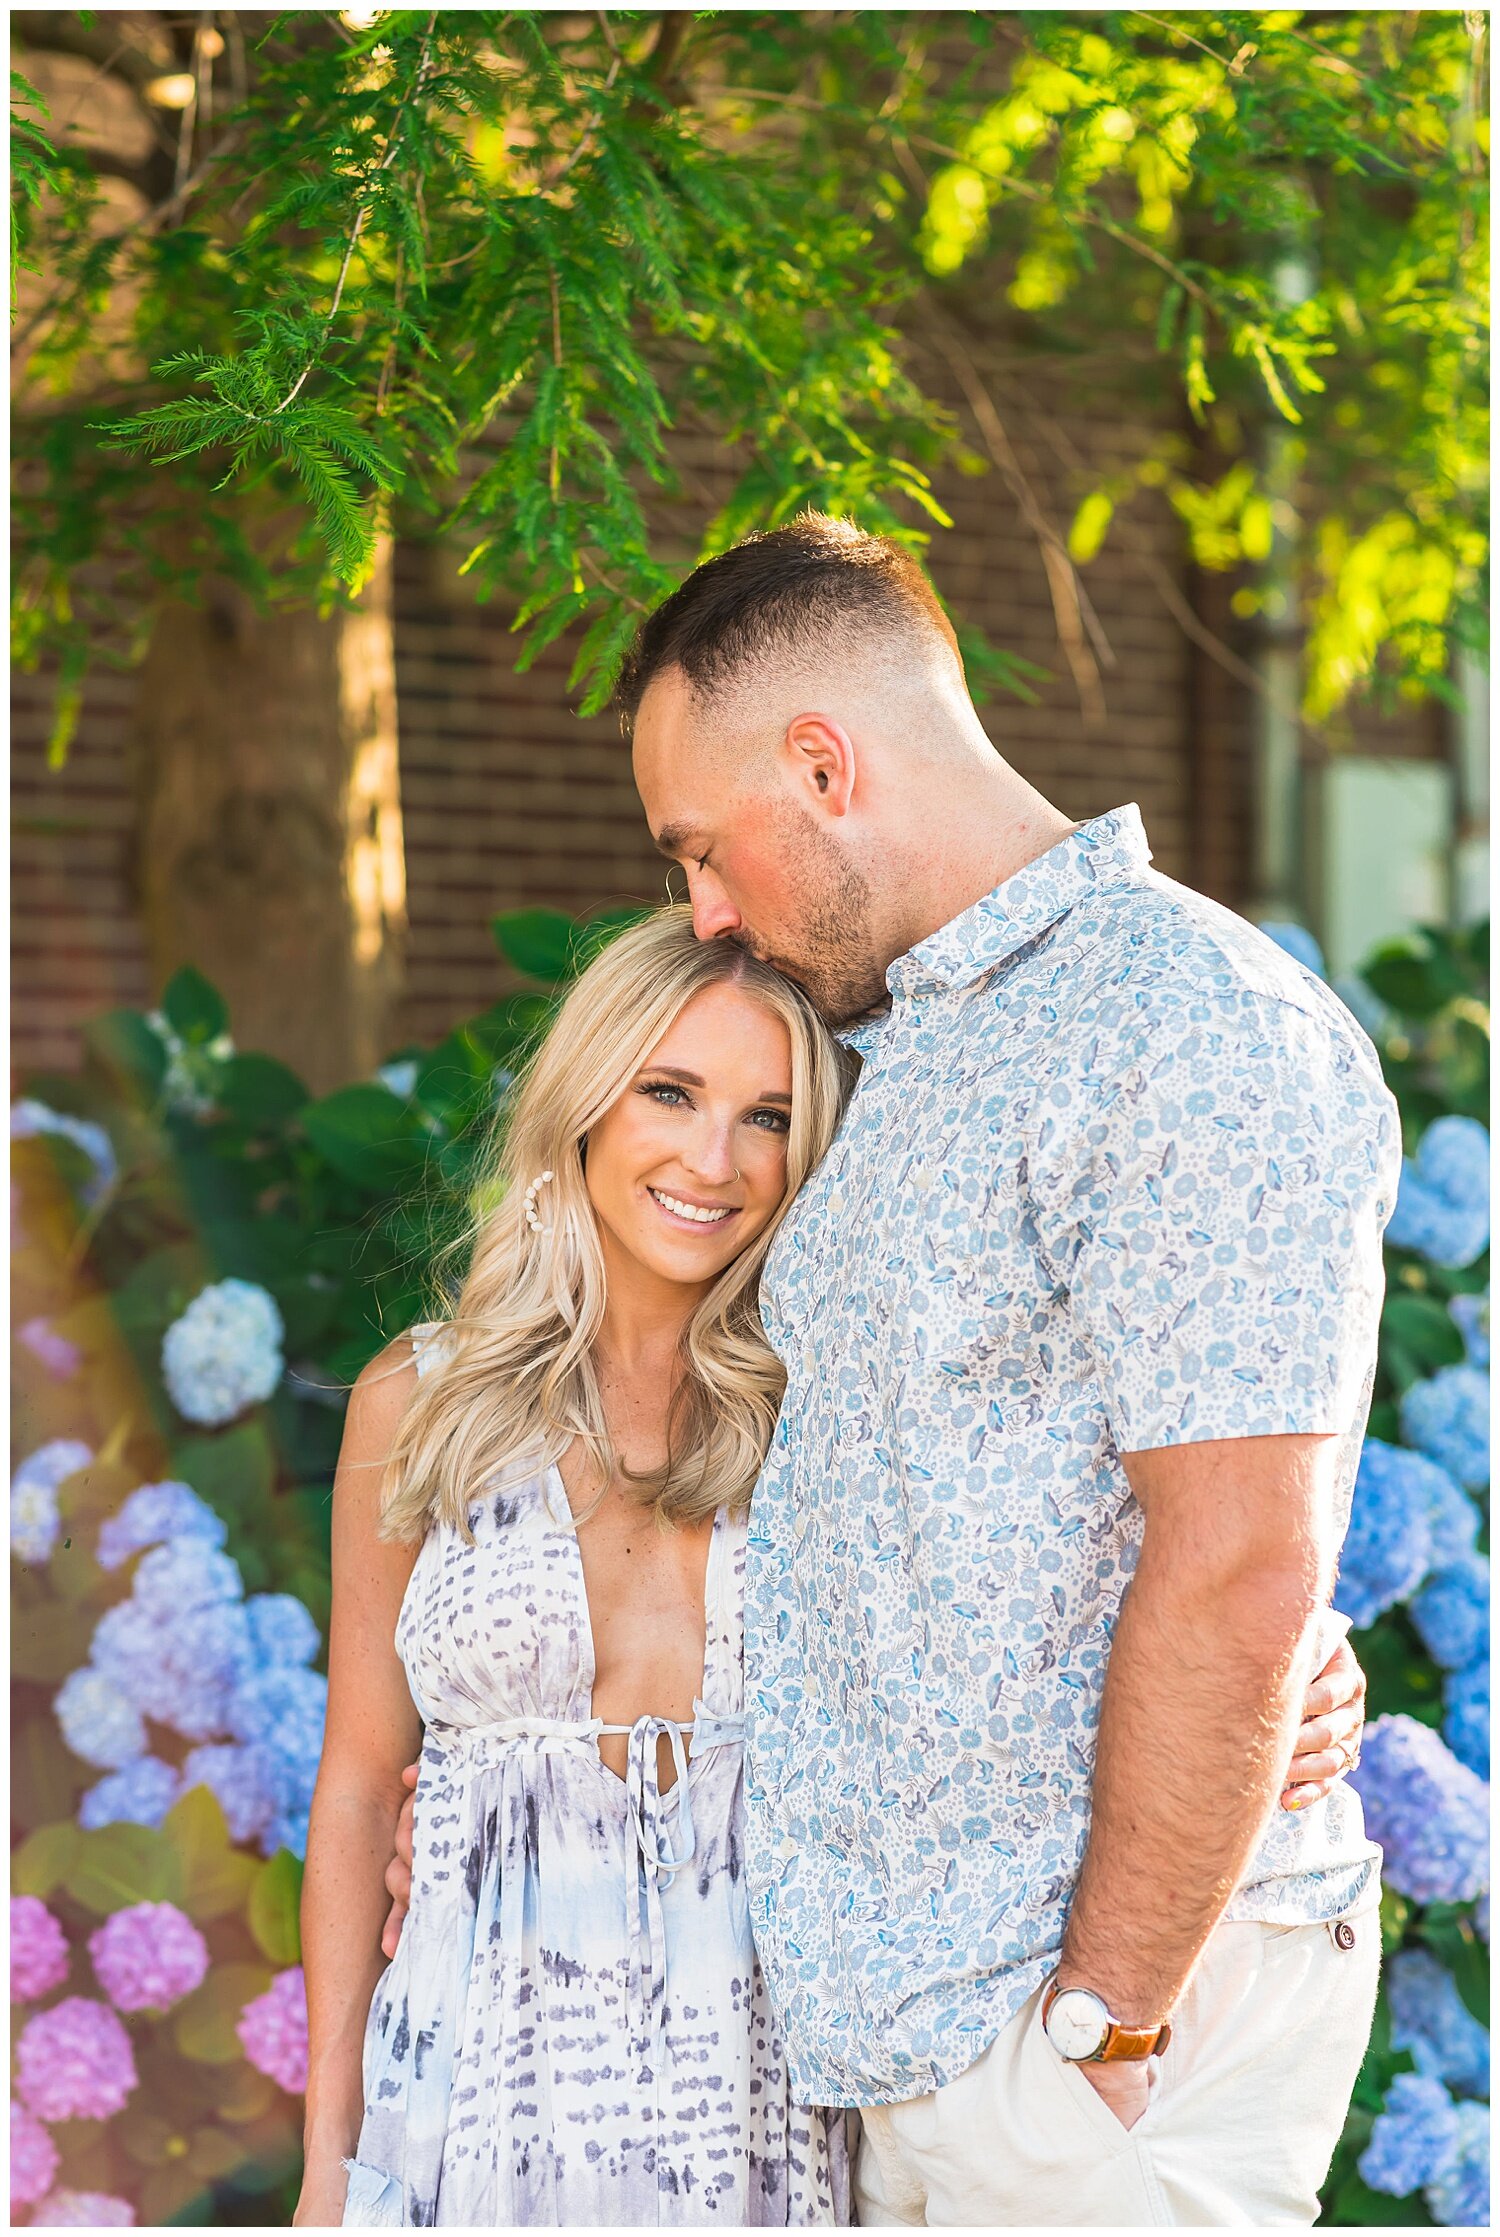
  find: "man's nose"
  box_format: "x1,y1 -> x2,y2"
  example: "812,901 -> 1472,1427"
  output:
687,869 -> 742,943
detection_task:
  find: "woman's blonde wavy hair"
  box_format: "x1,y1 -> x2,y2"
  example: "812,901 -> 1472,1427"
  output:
379,906 -> 855,1541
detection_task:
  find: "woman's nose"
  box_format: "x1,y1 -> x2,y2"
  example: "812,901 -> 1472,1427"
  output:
681,1117 -> 741,1188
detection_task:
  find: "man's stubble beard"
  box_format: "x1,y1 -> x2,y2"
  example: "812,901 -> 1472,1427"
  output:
736,801 -> 888,1029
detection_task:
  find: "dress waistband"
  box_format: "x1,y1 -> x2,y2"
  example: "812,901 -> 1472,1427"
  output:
429,1703 -> 745,1759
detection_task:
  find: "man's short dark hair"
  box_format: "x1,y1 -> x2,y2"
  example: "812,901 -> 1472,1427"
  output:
614,512 -> 959,733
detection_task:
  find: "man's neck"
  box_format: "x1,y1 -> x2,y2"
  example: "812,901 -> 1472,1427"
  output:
887,766 -> 1078,962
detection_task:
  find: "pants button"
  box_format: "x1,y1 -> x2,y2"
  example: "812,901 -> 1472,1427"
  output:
1333,1919 -> 1357,1951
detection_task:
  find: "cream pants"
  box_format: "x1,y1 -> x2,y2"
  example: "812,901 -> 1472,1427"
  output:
853,1913 -> 1380,2227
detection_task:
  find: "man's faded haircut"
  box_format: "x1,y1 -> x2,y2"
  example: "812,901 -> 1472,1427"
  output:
614,512 -> 961,735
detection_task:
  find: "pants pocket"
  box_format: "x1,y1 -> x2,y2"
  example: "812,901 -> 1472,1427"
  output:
341,2157 -> 404,2228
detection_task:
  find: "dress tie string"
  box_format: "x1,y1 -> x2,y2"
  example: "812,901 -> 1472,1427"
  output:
429,1704 -> 746,2044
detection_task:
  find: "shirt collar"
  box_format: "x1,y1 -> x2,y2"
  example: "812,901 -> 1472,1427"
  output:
885,804 -> 1153,1005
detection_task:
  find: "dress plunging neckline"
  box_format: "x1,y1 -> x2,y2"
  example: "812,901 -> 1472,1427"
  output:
544,1457 -> 728,1788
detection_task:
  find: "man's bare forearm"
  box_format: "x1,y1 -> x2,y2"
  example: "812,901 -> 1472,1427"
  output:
1059,1542 -> 1322,2026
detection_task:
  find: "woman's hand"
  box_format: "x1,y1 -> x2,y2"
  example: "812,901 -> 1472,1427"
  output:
293,2147 -> 350,2228
1281,1635 -> 1366,1811
380,1763 -> 420,1959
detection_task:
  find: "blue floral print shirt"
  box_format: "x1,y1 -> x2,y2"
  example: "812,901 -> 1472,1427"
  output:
743,806 -> 1400,2109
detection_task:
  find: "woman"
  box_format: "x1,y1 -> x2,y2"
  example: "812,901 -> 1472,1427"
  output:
299,911 -> 856,2227
299,908 -> 1363,2229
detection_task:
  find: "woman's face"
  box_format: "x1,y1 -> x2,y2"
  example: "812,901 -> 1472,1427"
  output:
583,982 -> 794,1292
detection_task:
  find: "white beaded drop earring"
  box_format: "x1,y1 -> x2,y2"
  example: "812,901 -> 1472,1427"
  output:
522,1170 -> 554,1234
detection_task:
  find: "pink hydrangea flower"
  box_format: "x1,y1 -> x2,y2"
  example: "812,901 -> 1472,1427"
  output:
237,1965 -> 308,2094
11,1897 -> 70,2002
88,1902 -> 209,2014
11,2100 -> 59,2209
17,1317 -> 82,1380
14,1998 -> 138,2122
31,2190 -> 136,2226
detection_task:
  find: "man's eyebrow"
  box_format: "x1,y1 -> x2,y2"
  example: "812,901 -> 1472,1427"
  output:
638,1063 -> 793,1107
653,824 -> 700,861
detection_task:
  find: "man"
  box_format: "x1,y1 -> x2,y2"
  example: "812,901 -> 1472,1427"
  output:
388,515 -> 1391,2225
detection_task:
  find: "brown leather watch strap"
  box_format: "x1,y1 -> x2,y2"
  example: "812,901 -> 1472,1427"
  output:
1042,1978 -> 1172,2063
1096,2014 -> 1172,2063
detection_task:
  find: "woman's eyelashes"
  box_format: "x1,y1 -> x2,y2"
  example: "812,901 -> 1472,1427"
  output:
633,1079 -> 790,1133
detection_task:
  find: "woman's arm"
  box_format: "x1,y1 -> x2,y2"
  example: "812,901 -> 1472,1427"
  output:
296,1340 -> 425,2227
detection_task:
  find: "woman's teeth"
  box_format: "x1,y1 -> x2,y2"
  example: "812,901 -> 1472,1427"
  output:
649,1188 -> 733,1225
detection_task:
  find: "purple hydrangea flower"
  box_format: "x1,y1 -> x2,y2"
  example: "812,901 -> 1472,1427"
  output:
54,1667 -> 147,1772
1350,1716 -> 1489,1905
11,1898 -> 70,2002
181,1742 -> 278,1845
1359,2072 -> 1460,2197
18,1317 -> 82,1381
1427,2099 -> 1490,2227
90,1597 -> 252,1743
14,1997 -> 138,2122
1401,1365 -> 1490,1492
228,1663 -> 327,1757
88,1902 -> 209,2015
1335,1439 -> 1435,1626
1388,1946 -> 1490,2098
1386,1117 -> 1491,1269
1451,1291 -> 1490,1370
30,2189 -> 136,2226
78,1756 -> 182,1832
1444,1659 -> 1489,1780
237,1966 -> 308,2093
11,1440 -> 93,1568
11,2099 -> 60,2209
97,1480 -> 227,1571
1258,921 -> 1326,978
246,1592 -> 321,1670
1410,1553 -> 1490,1674
161,1277 -> 283,1426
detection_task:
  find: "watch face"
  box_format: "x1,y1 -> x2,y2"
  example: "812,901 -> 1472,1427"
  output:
1046,1988 -> 1109,2061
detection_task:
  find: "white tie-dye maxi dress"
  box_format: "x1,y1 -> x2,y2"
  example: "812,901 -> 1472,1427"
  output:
341,1325 -> 850,2228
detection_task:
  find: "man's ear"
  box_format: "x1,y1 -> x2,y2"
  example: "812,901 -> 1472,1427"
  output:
783,713 -> 856,817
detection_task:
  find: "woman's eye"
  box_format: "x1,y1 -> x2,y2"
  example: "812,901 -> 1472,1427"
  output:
747,1108 -> 791,1133
640,1081 -> 688,1106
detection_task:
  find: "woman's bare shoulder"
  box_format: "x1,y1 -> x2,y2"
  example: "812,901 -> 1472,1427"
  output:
342,1333 -> 425,1461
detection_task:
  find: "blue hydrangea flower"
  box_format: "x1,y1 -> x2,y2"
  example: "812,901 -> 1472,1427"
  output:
226,1664 -> 327,1750
1401,1366 -> 1491,1492
1257,921 -> 1325,978
1410,1553 -> 1490,1674
78,1757 -> 181,1831
1444,1659 -> 1489,1781
1351,1716 -> 1490,1905
1386,1117 -> 1491,1270
1450,1292 -> 1490,1370
265,1804 -> 312,1861
131,1540 -> 243,1619
1359,2072 -> 1460,2197
55,1668 -> 148,1771
97,1481 -> 227,1571
90,1593 -> 254,1742
11,1099 -> 117,1203
1388,1947 -> 1490,2098
1426,2099 -> 1490,2227
1335,1439 -> 1434,1626
11,1440 -> 94,1567
180,1743 -> 278,1845
1422,1467 -> 1483,1571
161,1278 -> 284,1427
376,1059 -> 418,1099
246,1594 -> 321,1670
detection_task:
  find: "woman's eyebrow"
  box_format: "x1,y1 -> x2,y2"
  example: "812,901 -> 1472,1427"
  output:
639,1063 -> 792,1106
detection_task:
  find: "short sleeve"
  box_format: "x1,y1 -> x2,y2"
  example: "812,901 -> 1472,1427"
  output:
1057,995 -> 1400,1454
